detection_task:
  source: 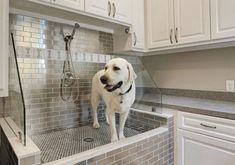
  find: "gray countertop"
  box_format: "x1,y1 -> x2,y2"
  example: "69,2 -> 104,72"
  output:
135,93 -> 235,120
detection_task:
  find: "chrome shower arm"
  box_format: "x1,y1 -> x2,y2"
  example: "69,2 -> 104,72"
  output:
60,23 -> 80,41
71,23 -> 80,39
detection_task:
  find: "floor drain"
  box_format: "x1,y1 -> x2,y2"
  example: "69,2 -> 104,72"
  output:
83,137 -> 94,143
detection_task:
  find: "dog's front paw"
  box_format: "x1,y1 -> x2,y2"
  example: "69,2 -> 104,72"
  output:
111,137 -> 118,142
119,134 -> 126,140
93,123 -> 100,129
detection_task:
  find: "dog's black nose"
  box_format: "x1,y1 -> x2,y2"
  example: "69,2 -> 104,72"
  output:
100,76 -> 108,84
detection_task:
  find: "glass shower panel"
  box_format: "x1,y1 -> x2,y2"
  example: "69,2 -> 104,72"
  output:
4,33 -> 26,145
116,55 -> 162,113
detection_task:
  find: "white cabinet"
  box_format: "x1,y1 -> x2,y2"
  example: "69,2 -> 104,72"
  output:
211,0 -> 235,39
112,0 -> 132,24
132,0 -> 144,50
113,0 -> 144,52
147,0 -> 210,49
174,0 -> 210,44
178,112 -> 235,165
147,0 -> 174,49
0,0 -> 9,97
85,0 -> 110,18
178,129 -> 235,165
30,0 -> 84,12
85,0 -> 132,24
52,0 -> 84,11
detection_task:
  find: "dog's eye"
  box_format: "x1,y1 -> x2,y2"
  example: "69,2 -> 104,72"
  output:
113,66 -> 120,71
104,67 -> 108,70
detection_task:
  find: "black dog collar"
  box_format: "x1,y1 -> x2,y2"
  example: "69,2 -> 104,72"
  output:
119,84 -> 132,96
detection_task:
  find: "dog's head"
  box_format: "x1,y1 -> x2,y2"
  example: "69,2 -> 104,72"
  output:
100,58 -> 137,92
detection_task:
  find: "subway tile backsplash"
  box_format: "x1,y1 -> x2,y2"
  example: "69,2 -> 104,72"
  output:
10,14 -> 113,54
8,14 -> 143,135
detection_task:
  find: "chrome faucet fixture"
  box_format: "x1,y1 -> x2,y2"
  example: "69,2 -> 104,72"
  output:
60,23 -> 80,102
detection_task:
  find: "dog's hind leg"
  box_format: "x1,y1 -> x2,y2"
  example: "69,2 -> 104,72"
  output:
91,92 -> 101,129
119,110 -> 129,139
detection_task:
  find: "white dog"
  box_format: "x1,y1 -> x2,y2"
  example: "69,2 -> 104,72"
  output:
91,58 -> 137,142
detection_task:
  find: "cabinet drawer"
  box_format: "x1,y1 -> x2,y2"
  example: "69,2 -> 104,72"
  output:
178,112 -> 235,142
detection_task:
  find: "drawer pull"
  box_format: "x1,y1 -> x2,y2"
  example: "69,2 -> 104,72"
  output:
108,1 -> 111,16
200,123 -> 216,129
113,3 -> 116,18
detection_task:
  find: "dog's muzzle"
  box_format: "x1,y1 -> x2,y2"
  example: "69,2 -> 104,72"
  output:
100,76 -> 123,92
104,81 -> 123,92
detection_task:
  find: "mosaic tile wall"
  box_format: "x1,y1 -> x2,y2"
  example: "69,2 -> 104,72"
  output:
8,14 -> 147,135
74,117 -> 174,165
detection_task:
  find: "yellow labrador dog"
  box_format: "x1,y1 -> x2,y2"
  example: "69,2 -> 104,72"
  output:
91,58 -> 137,142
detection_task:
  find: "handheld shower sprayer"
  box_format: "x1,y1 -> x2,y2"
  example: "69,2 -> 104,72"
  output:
60,23 -> 80,102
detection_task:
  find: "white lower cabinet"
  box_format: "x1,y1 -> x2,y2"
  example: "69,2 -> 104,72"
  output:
178,112 -> 235,165
178,129 -> 235,165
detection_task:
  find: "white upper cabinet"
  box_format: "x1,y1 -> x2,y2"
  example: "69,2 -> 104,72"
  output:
211,0 -> 235,39
174,0 -> 210,44
132,0 -> 145,50
113,0 -> 144,53
85,0 -> 132,24
0,0 -> 9,96
52,0 -> 84,11
147,0 -> 174,49
112,0 -> 132,24
147,0 -> 210,49
85,0 -> 110,18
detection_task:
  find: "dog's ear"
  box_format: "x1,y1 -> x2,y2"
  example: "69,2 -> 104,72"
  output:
127,62 -> 137,81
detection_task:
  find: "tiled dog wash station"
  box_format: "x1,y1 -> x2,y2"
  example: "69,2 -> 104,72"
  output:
1,13 -> 173,165
1,1 -> 235,165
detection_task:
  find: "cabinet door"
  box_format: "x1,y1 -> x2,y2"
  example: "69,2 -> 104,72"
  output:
174,0 -> 210,44
112,0 -> 132,24
85,0 -> 110,18
0,0 -> 8,97
211,0 -> 235,39
147,0 -> 174,49
53,0 -> 84,11
132,0 -> 144,50
178,129 -> 235,165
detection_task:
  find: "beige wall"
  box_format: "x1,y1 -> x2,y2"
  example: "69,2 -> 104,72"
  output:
0,97 -> 3,117
142,47 -> 235,92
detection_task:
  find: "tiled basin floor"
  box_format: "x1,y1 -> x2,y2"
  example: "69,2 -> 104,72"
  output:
31,122 -> 141,163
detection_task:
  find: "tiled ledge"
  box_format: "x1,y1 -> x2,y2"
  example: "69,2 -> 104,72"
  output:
0,118 -> 41,165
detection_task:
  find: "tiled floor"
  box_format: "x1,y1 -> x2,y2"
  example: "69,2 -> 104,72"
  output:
31,122 -> 141,163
